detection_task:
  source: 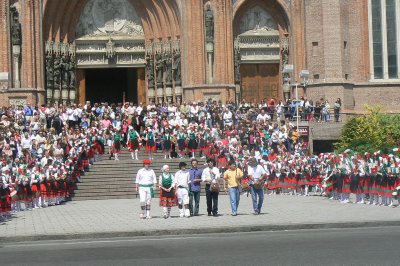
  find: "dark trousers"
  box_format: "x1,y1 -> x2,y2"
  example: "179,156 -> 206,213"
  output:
189,191 -> 200,215
205,184 -> 219,215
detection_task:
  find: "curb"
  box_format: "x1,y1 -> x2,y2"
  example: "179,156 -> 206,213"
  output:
1,220 -> 400,243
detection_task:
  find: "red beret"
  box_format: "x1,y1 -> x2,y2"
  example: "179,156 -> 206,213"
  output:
143,159 -> 152,165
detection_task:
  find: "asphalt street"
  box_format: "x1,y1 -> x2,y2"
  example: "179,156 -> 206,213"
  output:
0,226 -> 399,266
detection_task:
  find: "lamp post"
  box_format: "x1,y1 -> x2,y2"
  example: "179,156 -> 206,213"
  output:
292,70 -> 309,131
295,82 -> 299,130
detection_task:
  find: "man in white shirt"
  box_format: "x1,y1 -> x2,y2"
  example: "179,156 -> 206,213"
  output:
201,158 -> 221,216
222,108 -> 233,127
174,162 -> 191,218
256,109 -> 271,123
135,160 -> 157,219
67,105 -> 78,129
247,157 -> 268,214
21,132 -> 32,150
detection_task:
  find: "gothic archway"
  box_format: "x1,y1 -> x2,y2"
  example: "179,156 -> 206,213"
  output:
42,0 -> 182,104
233,0 -> 289,103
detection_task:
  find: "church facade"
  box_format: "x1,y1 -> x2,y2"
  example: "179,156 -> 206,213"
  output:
0,0 -> 399,112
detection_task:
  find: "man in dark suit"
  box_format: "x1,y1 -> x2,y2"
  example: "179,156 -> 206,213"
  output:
132,112 -> 142,132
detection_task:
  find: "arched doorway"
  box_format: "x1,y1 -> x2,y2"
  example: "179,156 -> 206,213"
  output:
43,0 -> 182,105
74,0 -> 146,105
233,1 -> 289,104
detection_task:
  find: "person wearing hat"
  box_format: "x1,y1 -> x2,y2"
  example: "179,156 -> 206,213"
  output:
247,157 -> 267,215
158,165 -> 177,218
201,158 -> 221,216
135,159 -> 157,219
223,160 -> 244,216
174,161 -> 191,218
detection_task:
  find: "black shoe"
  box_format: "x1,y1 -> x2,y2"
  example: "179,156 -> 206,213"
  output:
208,213 -> 212,216
212,213 -> 218,217
194,213 -> 199,216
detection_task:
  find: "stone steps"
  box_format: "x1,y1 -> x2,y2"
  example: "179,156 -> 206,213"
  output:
71,151 -> 209,201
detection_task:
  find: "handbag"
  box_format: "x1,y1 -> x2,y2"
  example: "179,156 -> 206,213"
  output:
210,182 -> 220,192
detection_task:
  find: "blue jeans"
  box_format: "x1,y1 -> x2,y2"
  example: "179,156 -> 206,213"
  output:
228,187 -> 240,214
250,186 -> 264,213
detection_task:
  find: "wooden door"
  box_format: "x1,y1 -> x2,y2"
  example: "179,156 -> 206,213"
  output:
240,64 -> 280,102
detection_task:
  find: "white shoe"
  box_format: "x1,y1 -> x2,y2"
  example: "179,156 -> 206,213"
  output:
146,215 -> 152,219
139,213 -> 145,219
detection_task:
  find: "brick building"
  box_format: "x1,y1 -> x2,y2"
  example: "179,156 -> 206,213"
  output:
0,0 -> 399,112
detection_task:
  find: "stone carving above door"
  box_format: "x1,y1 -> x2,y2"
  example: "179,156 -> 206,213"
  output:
236,5 -> 280,63
76,0 -> 144,38
239,5 -> 278,35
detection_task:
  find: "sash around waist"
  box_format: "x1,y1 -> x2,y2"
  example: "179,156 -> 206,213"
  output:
139,184 -> 154,188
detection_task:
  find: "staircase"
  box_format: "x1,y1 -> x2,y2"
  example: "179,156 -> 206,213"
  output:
71,151 -> 207,201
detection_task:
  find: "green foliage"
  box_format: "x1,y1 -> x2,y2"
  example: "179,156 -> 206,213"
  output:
335,105 -> 400,154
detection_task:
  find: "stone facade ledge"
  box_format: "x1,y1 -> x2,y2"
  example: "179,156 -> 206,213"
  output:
183,84 -> 236,89
0,88 -> 45,93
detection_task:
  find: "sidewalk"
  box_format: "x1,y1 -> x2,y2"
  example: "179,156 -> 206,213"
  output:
1,194 -> 399,242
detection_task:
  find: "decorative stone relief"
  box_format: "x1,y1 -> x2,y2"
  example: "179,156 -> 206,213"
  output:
76,0 -> 144,38
9,98 -> 27,107
203,93 -> 220,103
236,5 -> 280,64
239,5 -> 278,35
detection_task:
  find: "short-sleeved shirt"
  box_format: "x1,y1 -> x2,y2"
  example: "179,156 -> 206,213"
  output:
247,165 -> 267,184
223,168 -> 244,188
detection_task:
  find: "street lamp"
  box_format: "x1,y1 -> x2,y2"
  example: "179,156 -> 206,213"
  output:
294,70 -> 310,130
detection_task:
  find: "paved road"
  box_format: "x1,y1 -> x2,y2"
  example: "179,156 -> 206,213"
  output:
1,194 -> 399,242
1,227 -> 399,266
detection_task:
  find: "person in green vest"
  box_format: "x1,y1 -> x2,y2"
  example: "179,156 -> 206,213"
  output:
145,129 -> 156,160
112,129 -> 122,161
176,127 -> 187,158
127,126 -> 141,160
163,129 -> 172,159
187,126 -> 198,159
158,165 -> 177,218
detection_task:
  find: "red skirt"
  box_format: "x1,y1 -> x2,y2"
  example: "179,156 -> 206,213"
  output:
217,156 -> 228,169
341,176 -> 351,194
267,178 -> 278,190
146,144 -> 156,153
0,191 -> 11,213
31,183 -> 41,198
128,139 -> 140,152
159,190 -> 177,207
112,143 -> 122,154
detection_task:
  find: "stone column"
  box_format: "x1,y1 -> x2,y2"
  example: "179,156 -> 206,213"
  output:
12,45 -> 21,88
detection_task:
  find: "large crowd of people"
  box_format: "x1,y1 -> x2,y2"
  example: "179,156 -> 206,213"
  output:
0,98 -> 398,221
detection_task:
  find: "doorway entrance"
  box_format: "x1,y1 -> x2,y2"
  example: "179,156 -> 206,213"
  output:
240,64 -> 280,102
85,68 -> 138,104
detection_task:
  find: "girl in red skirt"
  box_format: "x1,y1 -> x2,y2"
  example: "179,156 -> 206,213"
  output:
112,129 -> 122,161
145,129 -> 156,160
176,128 -> 187,158
158,165 -> 177,218
127,127 -> 141,160
162,129 -> 173,159
0,179 -> 11,219
30,170 -> 42,208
